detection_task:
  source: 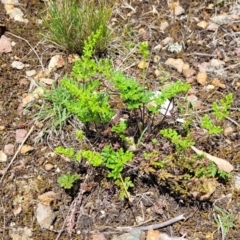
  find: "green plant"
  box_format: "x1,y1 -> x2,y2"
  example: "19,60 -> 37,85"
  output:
139,41 -> 149,60
33,84 -> 73,130
101,146 -> 134,199
160,128 -> 194,152
61,78 -> 114,123
213,205 -> 235,240
201,114 -> 223,134
111,71 -> 152,110
55,146 -> 75,159
212,93 -> 233,120
58,173 -> 79,189
111,120 -> 128,141
56,144 -> 134,198
148,81 -> 190,114
42,0 -> 114,54
201,93 -> 233,134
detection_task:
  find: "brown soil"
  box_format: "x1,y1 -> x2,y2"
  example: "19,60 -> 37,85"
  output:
0,0 -> 240,240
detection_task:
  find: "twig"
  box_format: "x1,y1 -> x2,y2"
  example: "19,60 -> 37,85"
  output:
189,52 -> 217,57
6,32 -> 45,70
0,125 -> 34,183
117,214 -> 185,232
226,117 -> 240,127
55,173 -> 90,240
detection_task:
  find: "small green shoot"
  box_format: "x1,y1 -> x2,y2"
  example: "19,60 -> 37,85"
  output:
160,128 -> 194,151
212,93 -> 233,120
55,146 -> 75,159
58,173 -> 79,189
213,205 -> 235,240
201,114 -> 223,135
111,120 -> 128,141
201,93 -> 233,135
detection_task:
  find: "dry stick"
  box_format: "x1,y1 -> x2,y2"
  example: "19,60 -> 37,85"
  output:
0,125 -> 34,183
117,214 -> 185,232
6,32 -> 45,71
55,174 -> 89,240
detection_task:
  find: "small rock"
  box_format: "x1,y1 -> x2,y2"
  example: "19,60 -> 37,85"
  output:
183,68 -> 196,78
197,21 -> 208,29
20,145 -> 34,154
209,58 -> 225,68
168,42 -> 182,53
165,58 -> 185,73
11,61 -> 25,70
45,164 -> 54,171
111,229 -> 144,240
26,69 -> 36,77
162,37 -> 174,46
0,150 -> 7,162
36,202 -> 56,229
48,54 -> 65,72
196,72 -> 207,86
4,144 -> 14,156
234,173 -> 240,190
0,35 -> 12,53
0,126 -> 5,130
16,129 -> 28,143
155,69 -> 161,77
9,227 -> 32,240
160,21 -> 169,31
205,84 -> 215,91
207,22 -> 219,31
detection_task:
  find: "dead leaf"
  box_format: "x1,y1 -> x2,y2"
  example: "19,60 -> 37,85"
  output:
165,58 -> 185,73
212,78 -> 226,89
26,69 -> 36,77
90,234 -> 107,240
21,94 -> 35,107
160,232 -> 187,240
39,78 -> 56,85
191,146 -> 234,173
138,60 -> 149,69
183,68 -> 196,78
197,21 -> 208,29
0,35 -> 12,53
196,72 -> 207,86
209,59 -> 225,68
147,229 -> 160,240
20,145 -> 34,154
160,21 -> 169,32
38,191 -> 58,206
